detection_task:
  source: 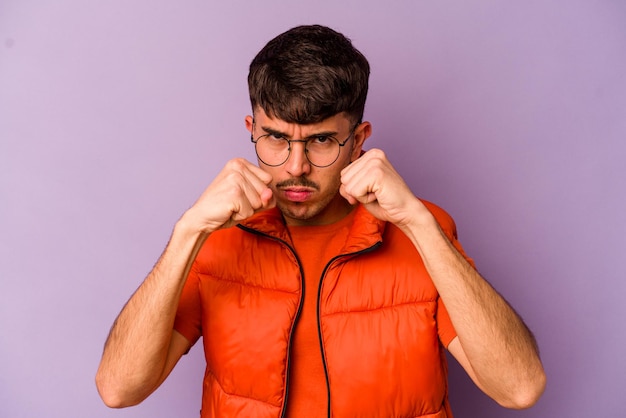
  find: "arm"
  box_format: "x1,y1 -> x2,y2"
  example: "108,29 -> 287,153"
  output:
340,149 -> 546,408
95,159 -> 275,408
95,220 -> 205,408
401,216 -> 545,408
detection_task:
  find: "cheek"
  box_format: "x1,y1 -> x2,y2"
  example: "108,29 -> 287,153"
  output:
317,167 -> 344,191
337,152 -> 356,174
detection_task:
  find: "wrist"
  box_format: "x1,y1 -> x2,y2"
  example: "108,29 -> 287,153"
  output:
401,198 -> 438,231
397,199 -> 445,247
174,209 -> 212,242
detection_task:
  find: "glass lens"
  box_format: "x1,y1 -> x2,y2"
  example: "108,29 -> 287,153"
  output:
306,137 -> 340,167
256,135 -> 290,166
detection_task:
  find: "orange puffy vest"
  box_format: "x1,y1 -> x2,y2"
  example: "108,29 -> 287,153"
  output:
184,202 -> 459,417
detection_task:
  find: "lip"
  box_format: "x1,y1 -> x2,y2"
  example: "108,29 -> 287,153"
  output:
281,187 -> 314,202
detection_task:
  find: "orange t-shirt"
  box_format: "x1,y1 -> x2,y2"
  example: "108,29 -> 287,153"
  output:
284,210 -> 356,417
283,210 -> 458,416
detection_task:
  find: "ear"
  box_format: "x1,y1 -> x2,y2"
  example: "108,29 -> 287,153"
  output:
350,121 -> 372,161
245,115 -> 254,134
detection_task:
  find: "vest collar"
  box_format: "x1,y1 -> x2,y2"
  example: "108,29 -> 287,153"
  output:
238,204 -> 385,251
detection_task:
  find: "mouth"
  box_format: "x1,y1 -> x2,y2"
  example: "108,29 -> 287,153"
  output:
281,187 -> 315,202
275,179 -> 319,203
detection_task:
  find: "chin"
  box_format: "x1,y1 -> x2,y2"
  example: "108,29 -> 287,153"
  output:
276,201 -> 324,224
279,204 -> 316,220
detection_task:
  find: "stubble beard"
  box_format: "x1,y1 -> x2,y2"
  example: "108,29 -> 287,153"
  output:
274,178 -> 345,225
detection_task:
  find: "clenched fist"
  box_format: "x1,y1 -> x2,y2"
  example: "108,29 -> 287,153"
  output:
184,158 -> 276,234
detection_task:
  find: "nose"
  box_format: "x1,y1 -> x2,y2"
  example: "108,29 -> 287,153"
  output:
284,141 -> 311,177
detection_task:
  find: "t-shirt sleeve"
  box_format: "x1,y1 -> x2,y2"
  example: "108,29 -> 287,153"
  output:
436,297 -> 456,348
173,262 -> 203,347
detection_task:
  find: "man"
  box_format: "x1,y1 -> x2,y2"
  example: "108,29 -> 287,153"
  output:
96,25 -> 545,417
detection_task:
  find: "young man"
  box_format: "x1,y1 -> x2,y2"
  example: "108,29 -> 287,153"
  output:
96,25 -> 545,417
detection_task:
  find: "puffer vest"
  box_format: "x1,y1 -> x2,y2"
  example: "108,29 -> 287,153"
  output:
193,203 -> 456,418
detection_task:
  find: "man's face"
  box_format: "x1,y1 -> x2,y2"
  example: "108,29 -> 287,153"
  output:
245,108 -> 370,226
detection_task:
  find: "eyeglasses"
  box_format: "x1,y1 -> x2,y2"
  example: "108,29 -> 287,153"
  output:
251,124 -> 358,168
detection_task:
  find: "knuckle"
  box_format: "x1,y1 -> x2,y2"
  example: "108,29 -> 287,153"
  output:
369,148 -> 386,159
226,158 -> 247,171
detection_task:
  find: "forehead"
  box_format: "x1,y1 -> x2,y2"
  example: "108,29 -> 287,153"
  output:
254,107 -> 351,134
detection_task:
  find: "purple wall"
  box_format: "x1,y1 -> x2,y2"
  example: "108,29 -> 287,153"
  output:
1,1 -> 625,417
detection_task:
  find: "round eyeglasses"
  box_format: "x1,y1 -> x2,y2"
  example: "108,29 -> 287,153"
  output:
251,125 -> 357,168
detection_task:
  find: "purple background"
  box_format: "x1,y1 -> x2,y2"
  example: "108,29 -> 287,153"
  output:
1,1 -> 625,417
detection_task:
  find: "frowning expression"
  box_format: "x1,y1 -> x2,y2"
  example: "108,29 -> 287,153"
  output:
245,108 -> 370,226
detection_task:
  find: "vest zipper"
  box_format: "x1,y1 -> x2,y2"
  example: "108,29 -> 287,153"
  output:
316,241 -> 383,418
236,225 -> 306,418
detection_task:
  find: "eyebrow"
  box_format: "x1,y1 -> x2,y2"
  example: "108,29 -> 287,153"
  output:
259,125 -> 339,139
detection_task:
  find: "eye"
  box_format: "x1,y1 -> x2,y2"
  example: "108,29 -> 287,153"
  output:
310,135 -> 331,144
265,133 -> 286,143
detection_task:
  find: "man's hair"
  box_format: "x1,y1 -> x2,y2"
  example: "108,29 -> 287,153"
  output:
248,25 -> 370,125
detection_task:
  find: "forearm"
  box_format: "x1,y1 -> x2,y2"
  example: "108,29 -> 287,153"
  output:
96,214 -> 207,406
401,203 -> 545,407
95,158 -> 275,406
339,149 -> 545,406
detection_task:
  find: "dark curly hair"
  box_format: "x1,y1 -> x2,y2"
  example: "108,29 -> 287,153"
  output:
248,25 -> 370,125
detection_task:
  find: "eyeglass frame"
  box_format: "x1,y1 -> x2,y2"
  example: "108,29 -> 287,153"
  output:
250,121 -> 361,168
